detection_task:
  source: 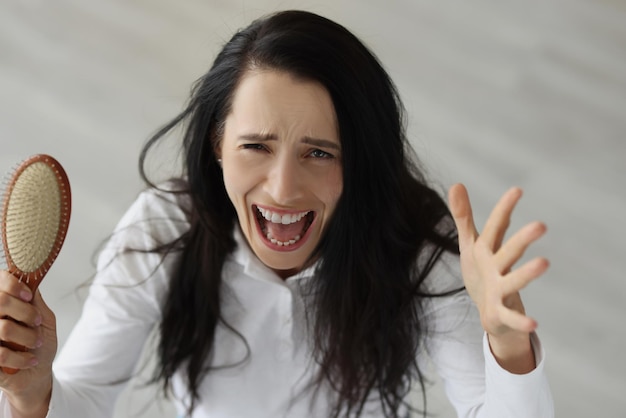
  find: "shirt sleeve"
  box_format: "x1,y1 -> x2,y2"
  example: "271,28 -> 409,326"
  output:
421,253 -> 554,418
0,188 -> 187,418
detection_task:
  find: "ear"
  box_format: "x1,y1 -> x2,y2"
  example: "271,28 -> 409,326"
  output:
213,144 -> 222,166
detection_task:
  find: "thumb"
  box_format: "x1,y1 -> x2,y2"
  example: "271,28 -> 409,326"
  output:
448,183 -> 479,253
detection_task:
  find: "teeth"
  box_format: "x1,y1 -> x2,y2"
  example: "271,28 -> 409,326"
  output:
257,206 -> 310,247
267,233 -> 302,246
257,207 -> 309,225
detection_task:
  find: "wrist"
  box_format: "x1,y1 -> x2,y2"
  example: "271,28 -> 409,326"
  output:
7,376 -> 52,418
487,331 -> 536,374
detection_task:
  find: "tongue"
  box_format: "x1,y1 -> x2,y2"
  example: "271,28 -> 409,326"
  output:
266,217 -> 307,242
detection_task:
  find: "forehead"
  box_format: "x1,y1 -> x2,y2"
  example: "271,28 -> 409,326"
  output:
226,70 -> 338,140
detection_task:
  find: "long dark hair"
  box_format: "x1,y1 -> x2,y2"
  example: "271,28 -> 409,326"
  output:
139,10 -> 459,417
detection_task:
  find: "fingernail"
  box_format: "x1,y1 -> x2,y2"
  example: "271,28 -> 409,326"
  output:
34,315 -> 42,326
35,338 -> 43,348
30,357 -> 39,367
20,290 -> 33,302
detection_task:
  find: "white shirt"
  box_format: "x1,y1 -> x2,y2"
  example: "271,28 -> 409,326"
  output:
1,187 -> 554,417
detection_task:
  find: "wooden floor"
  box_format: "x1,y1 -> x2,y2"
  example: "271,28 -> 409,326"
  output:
1,0 -> 625,416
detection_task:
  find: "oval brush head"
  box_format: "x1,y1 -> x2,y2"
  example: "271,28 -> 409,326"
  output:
0,154 -> 71,374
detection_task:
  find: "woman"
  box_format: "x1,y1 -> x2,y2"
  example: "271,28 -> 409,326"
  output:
0,10 -> 553,418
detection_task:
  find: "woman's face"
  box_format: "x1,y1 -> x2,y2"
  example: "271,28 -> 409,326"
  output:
219,70 -> 343,278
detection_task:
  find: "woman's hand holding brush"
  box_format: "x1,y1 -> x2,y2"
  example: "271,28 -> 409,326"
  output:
0,270 -> 57,418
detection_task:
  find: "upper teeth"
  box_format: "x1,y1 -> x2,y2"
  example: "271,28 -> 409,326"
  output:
257,207 -> 309,224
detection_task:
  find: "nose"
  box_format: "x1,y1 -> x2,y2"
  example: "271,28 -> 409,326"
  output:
263,154 -> 304,205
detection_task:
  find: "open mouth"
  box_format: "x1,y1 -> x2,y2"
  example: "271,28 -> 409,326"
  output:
254,205 -> 315,247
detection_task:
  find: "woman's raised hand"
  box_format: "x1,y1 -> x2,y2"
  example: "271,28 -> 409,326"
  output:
448,184 -> 549,373
0,270 -> 57,417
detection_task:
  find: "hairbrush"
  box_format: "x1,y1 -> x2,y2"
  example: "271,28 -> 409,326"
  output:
0,154 -> 71,374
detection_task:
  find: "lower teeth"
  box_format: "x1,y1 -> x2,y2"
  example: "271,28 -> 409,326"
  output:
267,233 -> 301,246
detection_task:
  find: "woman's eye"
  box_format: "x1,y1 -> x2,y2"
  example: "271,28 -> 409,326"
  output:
309,149 -> 334,159
241,143 -> 267,152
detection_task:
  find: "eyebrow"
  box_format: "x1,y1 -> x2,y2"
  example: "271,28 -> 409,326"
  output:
238,133 -> 341,150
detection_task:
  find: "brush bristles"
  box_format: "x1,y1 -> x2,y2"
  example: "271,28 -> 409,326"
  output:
4,161 -> 65,274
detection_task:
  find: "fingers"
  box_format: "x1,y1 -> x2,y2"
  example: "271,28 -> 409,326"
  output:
0,320 -> 42,350
0,272 -> 42,326
0,271 -> 44,367
448,183 -> 478,253
502,257 -> 550,296
0,345 -> 40,371
30,290 -> 56,329
495,221 -> 547,273
482,187 -> 523,251
449,184 -> 547,340
0,271 -> 34,303
497,305 -> 537,333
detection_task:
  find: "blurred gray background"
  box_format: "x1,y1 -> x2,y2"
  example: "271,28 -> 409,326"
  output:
1,0 -> 625,417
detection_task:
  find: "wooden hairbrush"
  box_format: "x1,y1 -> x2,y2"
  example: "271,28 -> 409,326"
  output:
0,154 -> 71,374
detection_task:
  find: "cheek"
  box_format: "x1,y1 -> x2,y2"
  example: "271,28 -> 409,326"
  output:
222,166 -> 248,208
320,167 -> 343,210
